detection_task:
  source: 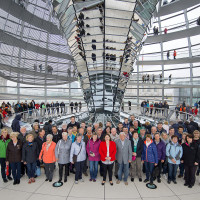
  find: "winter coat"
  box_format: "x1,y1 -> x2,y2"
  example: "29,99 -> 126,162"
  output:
39,141 -> 56,163
166,141 -> 183,165
43,122 -> 52,135
142,140 -> 158,164
55,139 -> 72,164
181,142 -> 200,166
18,133 -> 28,144
6,140 -> 23,163
130,137 -> 143,157
22,142 -> 39,163
70,141 -> 86,162
154,139 -> 166,161
11,114 -> 21,132
86,138 -> 101,161
0,135 -> 11,158
67,121 -> 80,129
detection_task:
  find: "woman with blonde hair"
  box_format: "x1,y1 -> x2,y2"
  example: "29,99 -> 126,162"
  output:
0,128 -> 12,182
6,132 -> 23,185
22,134 -> 39,184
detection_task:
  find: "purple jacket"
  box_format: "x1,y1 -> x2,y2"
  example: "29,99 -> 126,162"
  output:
86,138 -> 101,161
154,139 -> 166,161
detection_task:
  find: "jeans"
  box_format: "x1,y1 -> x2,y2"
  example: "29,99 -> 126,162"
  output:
179,163 -> 184,176
168,163 -> 178,181
89,161 -> 99,179
10,162 -> 21,181
26,162 -> 37,179
58,163 -> 69,180
74,161 -> 84,181
0,158 -> 11,179
44,163 -> 55,180
144,161 -> 154,183
102,163 -> 114,181
118,162 -> 129,182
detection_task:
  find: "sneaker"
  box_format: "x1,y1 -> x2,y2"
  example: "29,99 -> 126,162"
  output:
143,179 -> 149,183
3,179 -> 8,183
167,180 -> 171,184
131,178 -> 134,182
163,174 -> 167,180
116,180 -> 120,184
124,182 -> 128,185
172,180 -> 177,184
139,178 -> 142,182
80,179 -> 84,182
75,181 -> 78,184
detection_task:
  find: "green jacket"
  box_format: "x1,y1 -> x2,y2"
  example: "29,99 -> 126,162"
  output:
0,138 -> 11,158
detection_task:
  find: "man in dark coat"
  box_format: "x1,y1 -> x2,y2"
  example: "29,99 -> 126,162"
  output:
11,114 -> 21,132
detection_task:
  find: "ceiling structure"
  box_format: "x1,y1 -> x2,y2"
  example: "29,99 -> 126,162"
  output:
51,0 -> 159,122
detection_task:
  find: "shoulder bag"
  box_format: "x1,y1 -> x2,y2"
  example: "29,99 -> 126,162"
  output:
73,144 -> 82,163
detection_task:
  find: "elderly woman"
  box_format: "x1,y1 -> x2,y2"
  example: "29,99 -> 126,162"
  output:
39,134 -> 56,182
55,132 -> 72,183
6,132 -> 23,185
86,133 -> 101,182
22,134 -> 39,184
0,128 -> 12,182
61,123 -> 68,133
70,133 -> 86,184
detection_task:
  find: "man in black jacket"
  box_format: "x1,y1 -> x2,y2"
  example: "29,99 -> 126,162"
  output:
189,117 -> 199,131
67,116 -> 80,129
51,125 -> 62,144
43,120 -> 52,135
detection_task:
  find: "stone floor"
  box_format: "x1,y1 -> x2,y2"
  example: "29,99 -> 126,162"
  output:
0,167 -> 200,200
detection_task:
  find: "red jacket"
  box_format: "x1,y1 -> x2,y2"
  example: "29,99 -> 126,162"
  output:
99,141 -> 116,162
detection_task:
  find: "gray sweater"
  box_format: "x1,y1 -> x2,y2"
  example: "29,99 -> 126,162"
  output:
55,139 -> 72,164
70,141 -> 86,162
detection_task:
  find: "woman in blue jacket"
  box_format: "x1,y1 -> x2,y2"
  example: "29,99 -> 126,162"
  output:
142,134 -> 158,185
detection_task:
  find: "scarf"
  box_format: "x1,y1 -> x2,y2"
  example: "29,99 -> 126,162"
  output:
133,138 -> 139,152
1,134 -> 10,143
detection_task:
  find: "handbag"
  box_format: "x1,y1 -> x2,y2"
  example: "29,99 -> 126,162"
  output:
73,144 -> 82,163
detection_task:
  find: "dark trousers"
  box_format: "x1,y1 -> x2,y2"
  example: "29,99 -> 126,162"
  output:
26,162 -> 37,179
144,161 -> 154,183
58,163 -> 69,180
44,163 -> 55,180
83,158 -> 87,173
21,162 -> 27,175
114,160 -> 119,176
0,158 -> 11,179
157,160 -> 162,178
184,165 -> 197,186
74,161 -> 84,181
168,163 -> 178,181
99,161 -> 104,176
102,163 -> 114,181
179,163 -> 184,176
10,162 -> 21,181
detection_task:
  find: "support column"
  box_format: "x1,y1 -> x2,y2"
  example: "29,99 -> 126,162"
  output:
137,64 -> 139,108
184,9 -> 193,106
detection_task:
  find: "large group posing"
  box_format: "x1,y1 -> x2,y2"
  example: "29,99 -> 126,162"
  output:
0,114 -> 200,189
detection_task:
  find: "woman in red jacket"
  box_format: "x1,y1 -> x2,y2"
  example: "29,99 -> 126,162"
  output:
99,134 -> 116,186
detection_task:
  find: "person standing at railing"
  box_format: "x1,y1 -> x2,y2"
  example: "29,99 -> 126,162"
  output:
164,27 -> 168,34
173,50 -> 177,59
169,74 -> 172,83
55,101 -> 60,115
50,102 -> 55,115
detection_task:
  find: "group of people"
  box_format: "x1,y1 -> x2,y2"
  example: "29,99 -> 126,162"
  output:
141,74 -> 172,84
0,113 -> 200,189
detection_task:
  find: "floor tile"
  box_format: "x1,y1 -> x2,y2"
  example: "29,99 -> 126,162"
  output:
28,193 -> 66,200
